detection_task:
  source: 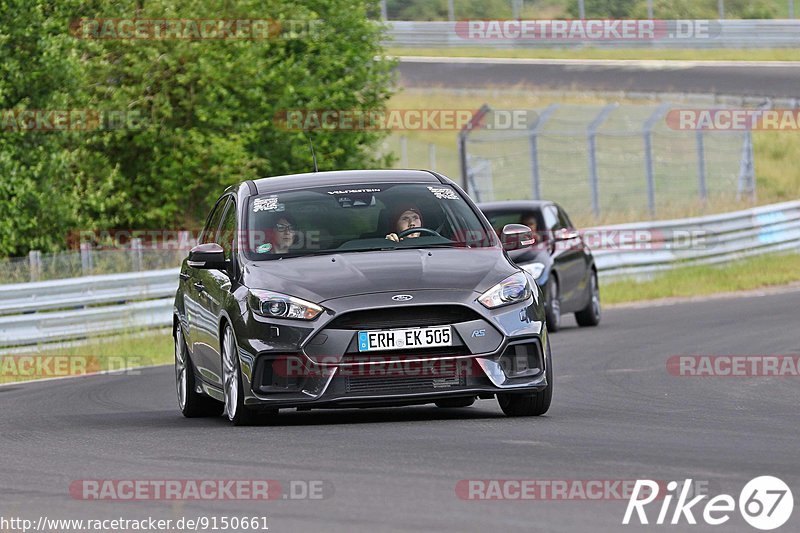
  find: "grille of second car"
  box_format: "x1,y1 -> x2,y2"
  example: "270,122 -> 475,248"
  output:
327,305 -> 480,330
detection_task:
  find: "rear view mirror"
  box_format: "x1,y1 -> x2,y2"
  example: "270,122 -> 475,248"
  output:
188,243 -> 227,269
501,224 -> 535,251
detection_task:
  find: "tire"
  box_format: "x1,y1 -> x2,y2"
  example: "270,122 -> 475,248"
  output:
496,343 -> 553,417
544,277 -> 561,333
175,324 -> 223,418
435,397 -> 476,408
575,271 -> 601,327
221,324 -> 261,426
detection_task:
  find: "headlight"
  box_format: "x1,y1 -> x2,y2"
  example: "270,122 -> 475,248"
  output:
248,289 -> 323,320
521,262 -> 546,280
477,271 -> 532,309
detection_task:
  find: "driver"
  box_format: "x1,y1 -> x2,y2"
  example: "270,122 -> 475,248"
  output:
385,204 -> 423,242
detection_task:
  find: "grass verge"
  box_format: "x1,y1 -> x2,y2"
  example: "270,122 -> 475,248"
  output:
389,47 -> 800,62
0,329 -> 173,385
601,251 -> 800,305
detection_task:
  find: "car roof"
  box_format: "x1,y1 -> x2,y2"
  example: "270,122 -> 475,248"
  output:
476,200 -> 553,212
251,169 -> 442,194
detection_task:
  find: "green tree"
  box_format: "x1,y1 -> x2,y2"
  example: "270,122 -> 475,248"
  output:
0,0 -> 396,256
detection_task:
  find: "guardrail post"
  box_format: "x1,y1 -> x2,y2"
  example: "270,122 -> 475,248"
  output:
528,104 -> 559,201
696,130 -> 708,203
131,238 -> 143,272
587,104 -> 618,218
428,143 -> 436,171
28,250 -> 41,282
80,242 -> 94,276
643,103 -> 671,216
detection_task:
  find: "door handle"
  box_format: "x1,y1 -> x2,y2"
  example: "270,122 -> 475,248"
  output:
193,282 -> 205,292
179,273 -> 190,281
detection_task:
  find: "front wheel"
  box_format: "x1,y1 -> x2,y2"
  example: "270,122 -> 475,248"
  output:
544,277 -> 561,333
575,271 -> 601,327
175,324 -> 223,418
222,325 -> 260,426
496,343 -> 552,417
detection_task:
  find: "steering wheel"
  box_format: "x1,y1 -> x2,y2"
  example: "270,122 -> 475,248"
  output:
397,227 -> 442,239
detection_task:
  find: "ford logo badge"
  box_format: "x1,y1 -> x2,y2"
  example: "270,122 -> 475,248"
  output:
391,294 -> 413,302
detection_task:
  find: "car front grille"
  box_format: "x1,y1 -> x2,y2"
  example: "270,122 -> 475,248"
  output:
345,372 -> 466,396
327,305 -> 480,330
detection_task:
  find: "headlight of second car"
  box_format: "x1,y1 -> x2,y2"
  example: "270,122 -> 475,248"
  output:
521,262 -> 546,280
248,289 -> 323,320
477,271 -> 532,309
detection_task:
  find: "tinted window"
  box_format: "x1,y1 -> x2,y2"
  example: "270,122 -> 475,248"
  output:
543,205 -> 561,231
245,183 -> 496,259
556,206 -> 573,229
200,197 -> 228,245
218,198 -> 237,259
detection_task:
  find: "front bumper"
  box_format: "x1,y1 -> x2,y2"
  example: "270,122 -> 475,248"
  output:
232,289 -> 549,409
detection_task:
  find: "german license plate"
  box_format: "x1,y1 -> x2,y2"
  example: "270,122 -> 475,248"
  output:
357,326 -> 452,352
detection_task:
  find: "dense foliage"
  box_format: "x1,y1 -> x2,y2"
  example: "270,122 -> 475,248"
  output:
0,0 -> 395,256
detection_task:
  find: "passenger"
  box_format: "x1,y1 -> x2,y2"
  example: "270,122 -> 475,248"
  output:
256,213 -> 297,254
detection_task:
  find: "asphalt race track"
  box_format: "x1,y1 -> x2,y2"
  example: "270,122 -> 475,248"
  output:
1,288 -> 798,532
397,57 -> 800,98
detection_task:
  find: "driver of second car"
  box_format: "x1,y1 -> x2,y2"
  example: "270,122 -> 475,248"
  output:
385,204 -> 423,242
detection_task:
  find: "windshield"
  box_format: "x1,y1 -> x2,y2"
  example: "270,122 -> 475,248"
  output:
244,183 -> 497,259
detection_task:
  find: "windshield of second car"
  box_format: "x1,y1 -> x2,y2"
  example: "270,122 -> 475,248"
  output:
245,183 -> 496,259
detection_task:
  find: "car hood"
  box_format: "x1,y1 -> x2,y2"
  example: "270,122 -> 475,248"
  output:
243,248 -> 518,303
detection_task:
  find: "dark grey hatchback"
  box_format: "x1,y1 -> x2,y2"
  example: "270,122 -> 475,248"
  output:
174,170 -> 552,425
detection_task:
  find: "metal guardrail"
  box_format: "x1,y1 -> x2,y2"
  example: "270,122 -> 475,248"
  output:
385,20 -> 800,49
594,200 -> 800,278
1,201 -> 799,347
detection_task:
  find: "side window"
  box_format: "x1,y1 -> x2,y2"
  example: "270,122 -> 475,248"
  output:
543,205 -> 560,231
556,206 -> 573,229
218,199 -> 237,260
200,197 -> 228,245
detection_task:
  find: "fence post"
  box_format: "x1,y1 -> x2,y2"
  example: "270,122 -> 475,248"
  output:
643,103 -> 671,217
528,104 -> 559,200
696,130 -> 708,203
131,238 -> 143,272
428,143 -> 437,171
29,250 -> 42,282
737,131 -> 756,201
587,104 -> 618,218
80,242 -> 94,276
458,104 -> 491,193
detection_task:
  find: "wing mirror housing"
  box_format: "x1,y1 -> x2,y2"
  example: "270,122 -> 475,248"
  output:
501,224 -> 535,251
188,243 -> 227,269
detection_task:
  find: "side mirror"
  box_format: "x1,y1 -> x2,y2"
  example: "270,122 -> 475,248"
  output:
501,224 -> 535,251
188,243 -> 227,269
554,228 -> 580,241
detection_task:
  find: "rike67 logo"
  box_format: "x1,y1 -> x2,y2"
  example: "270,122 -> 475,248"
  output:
624,476 -> 793,530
